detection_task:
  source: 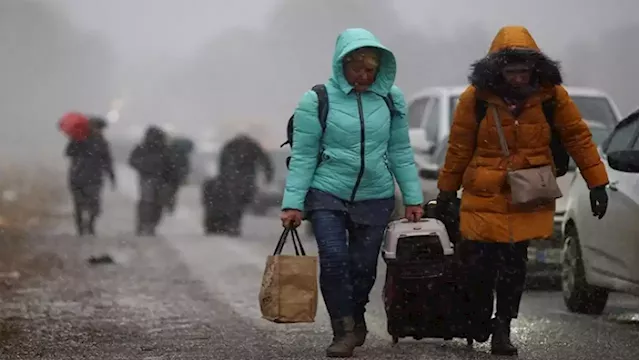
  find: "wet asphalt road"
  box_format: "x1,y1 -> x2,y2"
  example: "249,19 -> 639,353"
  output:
1,165 -> 636,360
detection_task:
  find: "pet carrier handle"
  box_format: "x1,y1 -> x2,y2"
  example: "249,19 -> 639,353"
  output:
399,218 -> 430,223
273,228 -> 307,256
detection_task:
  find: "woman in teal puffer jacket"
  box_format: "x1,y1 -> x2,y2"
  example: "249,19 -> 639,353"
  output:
280,28 -> 424,358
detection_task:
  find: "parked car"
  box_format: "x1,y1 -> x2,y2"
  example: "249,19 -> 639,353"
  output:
405,120 -> 613,286
406,86 -> 622,169
561,110 -> 639,314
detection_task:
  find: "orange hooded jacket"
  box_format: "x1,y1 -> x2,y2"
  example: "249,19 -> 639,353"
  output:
437,26 -> 609,243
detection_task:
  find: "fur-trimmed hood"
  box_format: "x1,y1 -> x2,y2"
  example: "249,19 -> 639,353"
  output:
469,26 -> 562,92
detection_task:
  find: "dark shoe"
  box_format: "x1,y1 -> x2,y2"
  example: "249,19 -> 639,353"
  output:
326,316 -> 358,358
353,313 -> 367,347
491,318 -> 518,356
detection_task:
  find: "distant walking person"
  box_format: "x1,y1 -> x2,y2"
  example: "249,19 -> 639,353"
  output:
65,117 -> 116,236
129,126 -> 176,236
215,133 -> 274,235
163,136 -> 194,214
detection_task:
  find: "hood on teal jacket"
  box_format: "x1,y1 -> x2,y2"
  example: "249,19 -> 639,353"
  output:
331,28 -> 396,96
281,28 -> 423,211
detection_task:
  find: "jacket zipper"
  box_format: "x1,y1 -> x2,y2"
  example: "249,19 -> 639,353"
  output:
350,92 -> 366,202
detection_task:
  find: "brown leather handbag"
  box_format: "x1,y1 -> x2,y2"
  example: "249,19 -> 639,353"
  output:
491,107 -> 562,205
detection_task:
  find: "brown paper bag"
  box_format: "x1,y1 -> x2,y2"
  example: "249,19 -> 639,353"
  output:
259,228 -> 318,323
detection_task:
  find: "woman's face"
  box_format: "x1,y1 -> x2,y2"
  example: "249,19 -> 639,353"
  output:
343,48 -> 380,92
501,63 -> 533,88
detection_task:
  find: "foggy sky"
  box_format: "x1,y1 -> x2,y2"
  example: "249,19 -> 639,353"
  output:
62,0 -> 636,64
1,0 -> 637,165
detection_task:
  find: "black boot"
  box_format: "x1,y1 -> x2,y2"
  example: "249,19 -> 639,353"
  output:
326,316 -> 358,358
491,318 -> 518,356
353,312 -> 367,347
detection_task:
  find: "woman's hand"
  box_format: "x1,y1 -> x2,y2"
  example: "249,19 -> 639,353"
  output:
404,205 -> 424,222
280,209 -> 303,228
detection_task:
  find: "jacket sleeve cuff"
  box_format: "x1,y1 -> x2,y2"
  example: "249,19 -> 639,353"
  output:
281,193 -> 305,211
402,192 -> 424,206
437,172 -> 462,192
580,162 -> 609,189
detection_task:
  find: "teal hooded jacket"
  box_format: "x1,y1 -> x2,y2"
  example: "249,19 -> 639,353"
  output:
281,28 -> 423,211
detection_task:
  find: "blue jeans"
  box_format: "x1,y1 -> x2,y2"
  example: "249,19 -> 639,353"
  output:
310,210 -> 386,320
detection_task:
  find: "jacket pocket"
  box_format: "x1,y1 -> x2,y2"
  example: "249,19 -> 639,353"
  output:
463,166 -> 507,197
525,154 -> 551,168
317,151 -> 331,167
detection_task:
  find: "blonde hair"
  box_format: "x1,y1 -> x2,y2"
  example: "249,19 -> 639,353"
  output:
343,47 -> 380,68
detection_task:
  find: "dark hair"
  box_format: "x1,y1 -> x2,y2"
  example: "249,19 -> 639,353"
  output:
89,116 -> 108,129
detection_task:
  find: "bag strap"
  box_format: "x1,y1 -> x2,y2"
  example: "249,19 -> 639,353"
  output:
490,106 -> 512,166
273,228 -> 307,256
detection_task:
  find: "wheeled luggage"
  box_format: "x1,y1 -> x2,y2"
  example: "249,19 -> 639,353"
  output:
381,217 -> 474,345
201,177 -> 241,236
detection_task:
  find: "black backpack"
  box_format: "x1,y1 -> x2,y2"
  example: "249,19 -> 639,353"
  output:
474,95 -> 570,177
281,84 -> 397,169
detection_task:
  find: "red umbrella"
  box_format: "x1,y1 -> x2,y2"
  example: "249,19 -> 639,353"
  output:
59,112 -> 90,141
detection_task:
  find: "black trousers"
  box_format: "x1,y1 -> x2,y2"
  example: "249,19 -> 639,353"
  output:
70,183 -> 103,233
458,240 -> 529,324
70,183 -> 102,217
137,177 -> 165,234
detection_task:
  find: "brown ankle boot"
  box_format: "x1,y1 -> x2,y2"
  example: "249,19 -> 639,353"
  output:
326,316 -> 358,358
353,313 -> 367,347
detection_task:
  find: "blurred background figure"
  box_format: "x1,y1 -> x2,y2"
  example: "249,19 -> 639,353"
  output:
201,128 -> 274,236
128,125 -> 176,236
163,135 -> 195,214
64,115 -> 116,236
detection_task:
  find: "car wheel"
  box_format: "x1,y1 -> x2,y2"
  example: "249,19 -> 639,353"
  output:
561,230 -> 609,315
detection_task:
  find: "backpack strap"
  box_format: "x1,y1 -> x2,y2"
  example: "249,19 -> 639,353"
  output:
475,98 -> 488,124
541,95 -> 556,126
281,84 -> 329,149
283,84 -> 330,170
382,93 -> 398,117
311,84 -> 329,132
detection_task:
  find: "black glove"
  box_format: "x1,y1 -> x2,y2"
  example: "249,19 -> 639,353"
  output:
435,191 -> 457,218
589,185 -> 608,219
